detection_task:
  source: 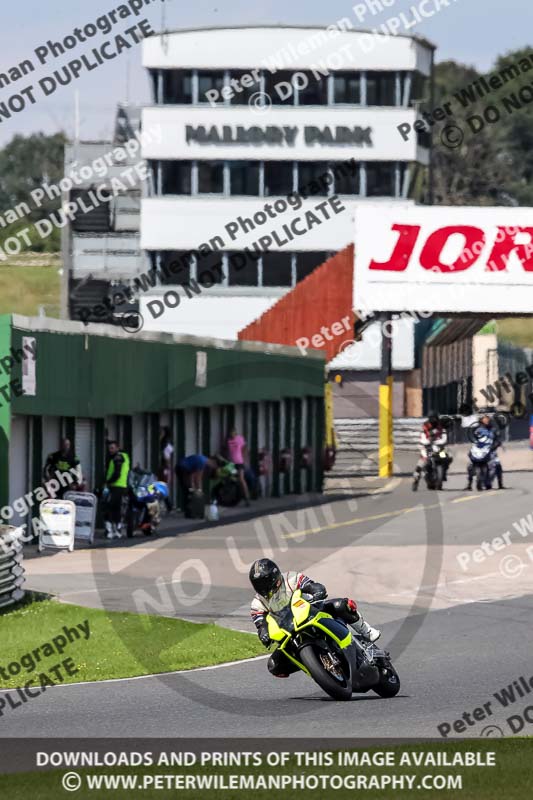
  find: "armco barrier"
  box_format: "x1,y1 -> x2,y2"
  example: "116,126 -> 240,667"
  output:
0,526 -> 25,609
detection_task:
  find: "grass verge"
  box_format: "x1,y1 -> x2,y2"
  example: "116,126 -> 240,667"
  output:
0,598 -> 264,688
0,263 -> 60,317
0,739 -> 531,799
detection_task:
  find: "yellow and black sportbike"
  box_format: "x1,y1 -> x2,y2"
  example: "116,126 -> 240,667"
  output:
266,589 -> 400,701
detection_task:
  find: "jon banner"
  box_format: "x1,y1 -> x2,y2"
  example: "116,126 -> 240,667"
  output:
353,206 -> 533,314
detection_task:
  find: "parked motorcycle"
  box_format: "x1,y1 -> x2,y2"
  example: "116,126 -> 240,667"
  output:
125,469 -> 169,537
210,457 -> 243,507
413,443 -> 449,491
265,589 -> 400,701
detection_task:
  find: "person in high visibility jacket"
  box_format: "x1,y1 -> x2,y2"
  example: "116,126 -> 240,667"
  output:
104,441 -> 131,540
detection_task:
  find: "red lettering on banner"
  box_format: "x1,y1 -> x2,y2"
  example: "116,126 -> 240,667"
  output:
368,224 -> 420,271
419,226 -> 485,272
487,227 -> 533,272
368,222 -> 533,274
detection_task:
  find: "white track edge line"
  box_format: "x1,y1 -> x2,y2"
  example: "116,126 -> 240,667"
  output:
0,654 -> 269,693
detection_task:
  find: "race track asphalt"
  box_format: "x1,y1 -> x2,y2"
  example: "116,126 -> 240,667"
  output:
2,466 -> 533,740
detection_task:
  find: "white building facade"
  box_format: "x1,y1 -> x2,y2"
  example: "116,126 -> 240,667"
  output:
140,25 -> 433,340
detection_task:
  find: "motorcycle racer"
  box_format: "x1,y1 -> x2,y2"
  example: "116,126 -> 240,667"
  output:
249,558 -> 381,678
413,412 -> 451,488
466,413 -> 504,490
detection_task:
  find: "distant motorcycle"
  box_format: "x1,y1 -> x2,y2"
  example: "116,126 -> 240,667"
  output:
126,469 -> 169,537
413,443 -> 449,491
469,442 -> 492,491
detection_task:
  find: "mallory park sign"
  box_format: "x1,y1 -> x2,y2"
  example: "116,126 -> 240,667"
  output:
185,124 -> 373,147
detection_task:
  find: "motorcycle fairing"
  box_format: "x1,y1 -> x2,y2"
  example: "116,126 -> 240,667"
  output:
266,590 -> 352,675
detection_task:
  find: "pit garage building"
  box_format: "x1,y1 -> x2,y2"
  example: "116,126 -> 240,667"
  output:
0,315 -> 325,526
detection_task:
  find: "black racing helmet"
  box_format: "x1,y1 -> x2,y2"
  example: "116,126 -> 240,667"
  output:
427,410 -> 440,427
249,558 -> 282,599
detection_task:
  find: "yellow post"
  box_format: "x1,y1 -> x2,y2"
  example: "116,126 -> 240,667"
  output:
325,380 -> 337,449
378,381 -> 394,476
379,315 -> 394,477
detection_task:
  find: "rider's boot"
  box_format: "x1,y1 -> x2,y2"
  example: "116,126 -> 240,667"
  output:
352,614 -> 381,643
105,521 -> 114,540
114,522 -> 123,540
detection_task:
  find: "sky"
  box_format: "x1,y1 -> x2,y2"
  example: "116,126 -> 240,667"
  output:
0,0 -> 531,145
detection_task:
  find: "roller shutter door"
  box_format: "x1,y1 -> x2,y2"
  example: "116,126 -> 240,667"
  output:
75,419 -> 94,489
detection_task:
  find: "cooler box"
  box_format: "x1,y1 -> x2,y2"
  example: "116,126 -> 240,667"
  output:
38,500 -> 76,552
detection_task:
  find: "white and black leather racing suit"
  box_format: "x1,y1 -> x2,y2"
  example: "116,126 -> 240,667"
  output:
413,425 -> 450,482
250,571 -> 380,677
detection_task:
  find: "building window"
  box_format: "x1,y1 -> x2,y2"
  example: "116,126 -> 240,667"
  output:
296,252 -> 329,282
264,161 -> 294,196
333,72 -> 361,104
150,70 -> 158,102
159,251 -> 194,284
162,70 -> 193,104
161,161 -> 192,195
197,71 -> 225,104
366,162 -> 396,196
229,70 -> 261,105
227,251 -> 260,286
262,252 -> 293,287
264,70 -> 295,105
229,161 -> 260,195
298,162 -> 331,196
297,72 -> 329,105
331,161 -> 360,195
196,249 -> 225,284
198,161 -> 224,194
410,71 -> 428,104
366,72 -> 396,105
70,190 -> 111,232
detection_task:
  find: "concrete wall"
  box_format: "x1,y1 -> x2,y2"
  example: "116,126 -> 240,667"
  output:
331,371 -> 408,418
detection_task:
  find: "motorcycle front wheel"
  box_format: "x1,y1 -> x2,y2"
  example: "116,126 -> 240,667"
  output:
476,464 -> 488,491
299,642 -> 353,701
425,472 -> 436,490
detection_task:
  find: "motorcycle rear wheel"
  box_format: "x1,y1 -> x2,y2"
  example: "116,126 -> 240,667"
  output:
373,663 -> 401,698
214,480 -> 242,507
299,643 -> 353,701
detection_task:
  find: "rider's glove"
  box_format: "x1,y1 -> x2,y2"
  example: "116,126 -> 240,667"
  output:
258,624 -> 271,648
